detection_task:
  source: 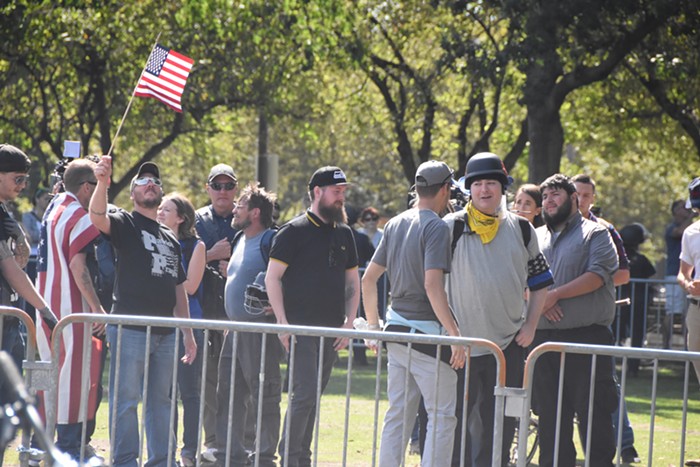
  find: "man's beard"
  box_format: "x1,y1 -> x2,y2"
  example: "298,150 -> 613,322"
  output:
233,216 -> 252,231
543,196 -> 572,228
134,190 -> 162,210
319,201 -> 347,224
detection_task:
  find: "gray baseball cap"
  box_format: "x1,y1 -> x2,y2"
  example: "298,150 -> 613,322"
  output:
415,160 -> 453,187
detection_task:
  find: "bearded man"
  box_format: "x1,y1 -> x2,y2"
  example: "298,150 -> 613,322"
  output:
89,158 -> 197,467
532,173 -> 619,467
265,166 -> 360,467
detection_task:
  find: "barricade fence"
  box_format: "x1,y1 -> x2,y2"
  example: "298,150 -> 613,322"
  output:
2,307 -> 700,467
614,277 -> 690,353
520,342 -> 700,467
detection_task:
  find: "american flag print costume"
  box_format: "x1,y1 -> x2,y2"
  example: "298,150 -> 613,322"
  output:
36,192 -> 102,424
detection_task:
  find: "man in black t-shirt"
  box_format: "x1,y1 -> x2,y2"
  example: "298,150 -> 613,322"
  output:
265,166 -> 360,467
89,157 -> 197,467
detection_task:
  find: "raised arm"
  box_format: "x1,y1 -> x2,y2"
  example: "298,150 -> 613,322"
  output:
89,156 -> 112,236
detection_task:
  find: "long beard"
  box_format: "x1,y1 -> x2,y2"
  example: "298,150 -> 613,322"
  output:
543,196 -> 572,228
319,202 -> 347,224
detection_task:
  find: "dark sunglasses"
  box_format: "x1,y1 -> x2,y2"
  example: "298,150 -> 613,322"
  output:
81,180 -> 98,186
133,176 -> 162,187
363,216 -> 379,222
210,181 -> 236,191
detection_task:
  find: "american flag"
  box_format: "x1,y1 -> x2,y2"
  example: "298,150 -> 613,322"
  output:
134,44 -> 194,112
35,192 -> 102,424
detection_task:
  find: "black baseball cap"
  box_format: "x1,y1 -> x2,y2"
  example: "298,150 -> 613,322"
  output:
0,144 -> 31,173
308,166 -> 348,190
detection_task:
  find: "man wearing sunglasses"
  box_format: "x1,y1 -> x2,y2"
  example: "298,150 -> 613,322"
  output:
0,144 -> 58,371
89,158 -> 197,467
679,177 -> 700,385
194,163 -> 239,461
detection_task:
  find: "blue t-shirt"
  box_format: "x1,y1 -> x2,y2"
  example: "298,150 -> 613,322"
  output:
225,231 -> 267,321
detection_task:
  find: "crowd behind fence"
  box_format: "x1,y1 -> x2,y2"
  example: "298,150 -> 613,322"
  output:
1,275 -> 699,466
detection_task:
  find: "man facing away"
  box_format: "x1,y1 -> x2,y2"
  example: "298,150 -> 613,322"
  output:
215,183 -> 282,467
195,163 -> 239,461
89,157 -> 197,467
35,159 -> 106,461
265,166 -> 360,467
534,174 -> 619,467
444,153 -> 552,467
678,177 -> 700,384
362,160 -> 466,467
665,199 -> 694,348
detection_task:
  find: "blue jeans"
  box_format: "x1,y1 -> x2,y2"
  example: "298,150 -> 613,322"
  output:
107,326 -> 177,467
176,329 -> 204,459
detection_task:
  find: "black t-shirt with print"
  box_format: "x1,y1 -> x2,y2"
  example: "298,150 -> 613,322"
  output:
269,210 -> 358,328
108,210 -> 185,329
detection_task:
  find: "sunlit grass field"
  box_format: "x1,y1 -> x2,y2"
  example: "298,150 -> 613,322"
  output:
4,350 -> 700,466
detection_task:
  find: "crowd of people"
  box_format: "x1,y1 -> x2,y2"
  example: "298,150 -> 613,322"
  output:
0,140 -> 699,467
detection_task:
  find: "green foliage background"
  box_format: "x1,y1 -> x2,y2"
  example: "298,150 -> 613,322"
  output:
1,0 -> 699,269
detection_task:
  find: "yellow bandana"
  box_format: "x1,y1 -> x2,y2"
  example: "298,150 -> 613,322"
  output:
466,201 -> 499,244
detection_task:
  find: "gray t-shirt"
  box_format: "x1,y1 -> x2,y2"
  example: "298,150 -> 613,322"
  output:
445,211 -> 550,355
371,208 -> 450,320
225,231 -> 266,321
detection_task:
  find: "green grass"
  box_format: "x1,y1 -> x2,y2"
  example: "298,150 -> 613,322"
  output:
4,352 -> 700,466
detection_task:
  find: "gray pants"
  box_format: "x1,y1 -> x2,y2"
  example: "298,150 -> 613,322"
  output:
216,330 -> 283,467
380,342 -> 457,467
278,336 -> 336,467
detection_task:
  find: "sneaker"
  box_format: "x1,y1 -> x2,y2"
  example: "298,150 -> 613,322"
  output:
180,456 -> 196,467
621,446 -> 640,463
685,460 -> 700,467
82,444 -> 104,461
17,446 -> 44,466
409,439 -> 420,456
201,447 -> 218,464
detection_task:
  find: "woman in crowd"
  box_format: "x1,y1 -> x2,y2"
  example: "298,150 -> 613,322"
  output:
157,193 -> 206,467
358,206 -> 383,248
512,184 -> 544,227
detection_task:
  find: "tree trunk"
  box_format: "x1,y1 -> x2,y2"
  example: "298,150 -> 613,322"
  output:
527,104 -> 564,184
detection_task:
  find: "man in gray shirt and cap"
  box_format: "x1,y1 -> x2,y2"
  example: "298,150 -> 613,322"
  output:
363,160 -> 465,467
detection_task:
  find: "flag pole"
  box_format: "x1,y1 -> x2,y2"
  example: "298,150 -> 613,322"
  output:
106,32 -> 162,157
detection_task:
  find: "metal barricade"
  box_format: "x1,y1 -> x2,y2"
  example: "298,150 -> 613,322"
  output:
614,278 -> 689,352
38,313 -> 506,467
0,306 -> 57,466
516,342 -> 700,467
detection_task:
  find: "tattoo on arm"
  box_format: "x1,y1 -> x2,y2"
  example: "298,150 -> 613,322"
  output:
345,283 -> 355,303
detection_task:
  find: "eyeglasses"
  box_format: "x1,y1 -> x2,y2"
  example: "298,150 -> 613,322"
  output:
12,175 -> 28,185
133,177 -> 162,187
363,216 -> 379,222
80,180 -> 98,186
210,181 -> 237,191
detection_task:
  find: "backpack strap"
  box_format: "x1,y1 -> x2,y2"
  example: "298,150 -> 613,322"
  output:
517,217 -> 531,248
451,212 -> 530,254
260,228 -> 277,264
451,212 -> 468,255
